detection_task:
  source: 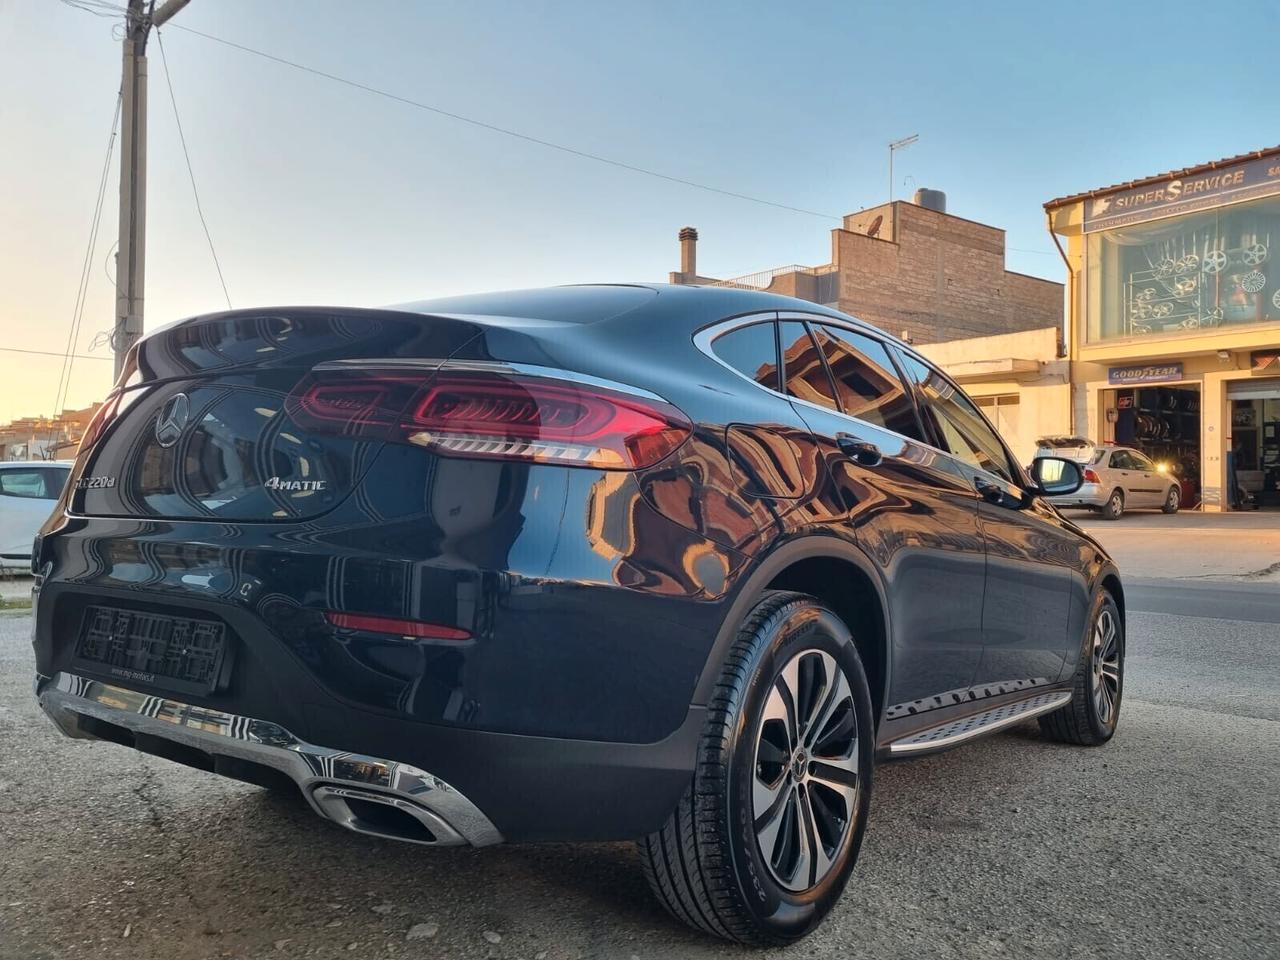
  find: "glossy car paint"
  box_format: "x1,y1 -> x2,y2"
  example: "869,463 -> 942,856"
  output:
32,284 -> 1121,842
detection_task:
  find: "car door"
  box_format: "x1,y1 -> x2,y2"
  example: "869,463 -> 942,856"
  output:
1126,449 -> 1165,507
0,467 -> 59,559
893,351 -> 1079,690
1105,449 -> 1138,505
776,317 -> 987,711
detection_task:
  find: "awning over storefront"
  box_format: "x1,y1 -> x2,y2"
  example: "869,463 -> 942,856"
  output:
943,358 -> 1042,382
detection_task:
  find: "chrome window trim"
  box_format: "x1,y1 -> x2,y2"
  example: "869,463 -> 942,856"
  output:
696,312 -> 968,470
695,310 -> 1028,492
692,311 -> 781,391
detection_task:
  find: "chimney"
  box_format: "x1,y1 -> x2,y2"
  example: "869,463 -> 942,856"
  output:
679,226 -> 698,279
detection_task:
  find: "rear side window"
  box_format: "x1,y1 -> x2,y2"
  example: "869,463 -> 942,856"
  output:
0,469 -> 55,499
809,325 -> 923,440
779,321 -> 839,409
711,322 -> 780,390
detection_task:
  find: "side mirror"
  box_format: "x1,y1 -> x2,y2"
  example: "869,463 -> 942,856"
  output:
1029,456 -> 1083,497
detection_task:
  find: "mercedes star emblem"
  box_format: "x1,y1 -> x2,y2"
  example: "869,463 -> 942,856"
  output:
155,393 -> 191,448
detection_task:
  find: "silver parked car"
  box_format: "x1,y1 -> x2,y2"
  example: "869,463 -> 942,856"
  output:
1033,439 -> 1180,520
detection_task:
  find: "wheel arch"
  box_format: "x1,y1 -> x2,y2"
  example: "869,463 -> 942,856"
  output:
695,537 -> 892,728
1099,567 -> 1125,628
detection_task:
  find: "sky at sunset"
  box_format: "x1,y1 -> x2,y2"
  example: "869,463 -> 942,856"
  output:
2,0 -> 1278,423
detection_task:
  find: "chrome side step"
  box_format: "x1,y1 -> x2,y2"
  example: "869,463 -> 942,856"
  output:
886,690 -> 1072,756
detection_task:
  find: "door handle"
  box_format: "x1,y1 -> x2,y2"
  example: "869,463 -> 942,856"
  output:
837,435 -> 882,466
973,477 -> 1007,505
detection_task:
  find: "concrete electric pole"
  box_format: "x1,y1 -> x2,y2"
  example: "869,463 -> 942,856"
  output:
113,0 -> 192,379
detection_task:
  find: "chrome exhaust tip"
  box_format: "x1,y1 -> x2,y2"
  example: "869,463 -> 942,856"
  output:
310,785 -> 466,846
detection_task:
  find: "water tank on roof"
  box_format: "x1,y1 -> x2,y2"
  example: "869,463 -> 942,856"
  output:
913,188 -> 946,213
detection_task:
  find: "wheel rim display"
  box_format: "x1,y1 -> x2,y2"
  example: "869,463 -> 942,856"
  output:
1090,609 -> 1121,727
752,649 -> 859,892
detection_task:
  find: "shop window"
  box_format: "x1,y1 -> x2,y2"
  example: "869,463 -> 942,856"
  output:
1086,194 -> 1280,341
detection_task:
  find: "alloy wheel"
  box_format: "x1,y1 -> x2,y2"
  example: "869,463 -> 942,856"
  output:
752,649 -> 860,892
1109,493 -> 1123,518
1090,608 -> 1122,727
1167,489 -> 1179,511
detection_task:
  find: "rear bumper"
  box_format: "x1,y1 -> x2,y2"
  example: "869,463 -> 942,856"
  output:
1047,482 -> 1108,509
36,668 -> 705,843
38,671 -> 501,846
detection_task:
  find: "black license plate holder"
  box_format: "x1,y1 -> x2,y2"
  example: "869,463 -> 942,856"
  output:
72,605 -> 232,697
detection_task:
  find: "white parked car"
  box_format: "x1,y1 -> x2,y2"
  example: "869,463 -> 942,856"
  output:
1032,439 -> 1180,520
0,461 -> 71,567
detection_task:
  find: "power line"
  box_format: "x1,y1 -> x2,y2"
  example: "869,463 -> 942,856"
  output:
60,0 -> 1063,260
163,23 -> 843,222
155,28 -> 232,309
49,93 -> 122,445
0,346 -> 113,362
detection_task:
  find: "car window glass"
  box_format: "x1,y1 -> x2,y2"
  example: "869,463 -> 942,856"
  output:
778,321 -> 839,410
0,469 -> 49,499
1110,451 -> 1132,470
42,468 -> 70,498
895,353 -> 1015,482
811,325 -> 923,440
1130,451 -> 1156,471
711,322 -> 779,390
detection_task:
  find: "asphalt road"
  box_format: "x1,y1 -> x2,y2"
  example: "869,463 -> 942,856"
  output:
1,584 -> 1277,960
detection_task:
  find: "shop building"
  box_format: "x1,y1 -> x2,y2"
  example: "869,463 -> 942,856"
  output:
1046,146 -> 1280,510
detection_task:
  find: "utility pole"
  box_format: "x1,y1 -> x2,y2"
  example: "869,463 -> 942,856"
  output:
113,0 -> 192,379
887,134 -> 918,204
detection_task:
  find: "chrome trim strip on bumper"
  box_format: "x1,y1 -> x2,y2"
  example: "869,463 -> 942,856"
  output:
887,690 -> 1073,756
37,672 -> 502,848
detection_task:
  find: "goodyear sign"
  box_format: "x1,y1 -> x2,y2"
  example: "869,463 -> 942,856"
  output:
1108,363 -> 1184,385
1083,153 -> 1280,233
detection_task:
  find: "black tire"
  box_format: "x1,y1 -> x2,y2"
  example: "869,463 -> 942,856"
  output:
638,591 -> 875,946
1161,486 -> 1180,514
1039,591 -> 1123,746
1101,489 -> 1124,520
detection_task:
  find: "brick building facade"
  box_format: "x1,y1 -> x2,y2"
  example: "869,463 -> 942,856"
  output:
670,196 -> 1063,347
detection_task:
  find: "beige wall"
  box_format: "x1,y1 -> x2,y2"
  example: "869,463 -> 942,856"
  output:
918,326 -> 1071,465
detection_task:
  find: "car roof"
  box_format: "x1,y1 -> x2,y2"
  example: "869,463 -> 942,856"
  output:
392,282 -> 856,333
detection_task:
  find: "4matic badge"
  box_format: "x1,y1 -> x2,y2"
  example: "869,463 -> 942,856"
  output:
264,477 -> 327,492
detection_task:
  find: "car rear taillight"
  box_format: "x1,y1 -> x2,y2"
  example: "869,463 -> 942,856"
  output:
288,366 -> 691,470
1083,468 -> 1101,484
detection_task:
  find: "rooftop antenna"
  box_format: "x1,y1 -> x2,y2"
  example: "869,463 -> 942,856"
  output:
888,134 -> 919,203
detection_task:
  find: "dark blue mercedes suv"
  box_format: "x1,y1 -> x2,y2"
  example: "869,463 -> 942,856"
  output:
33,284 -> 1123,945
